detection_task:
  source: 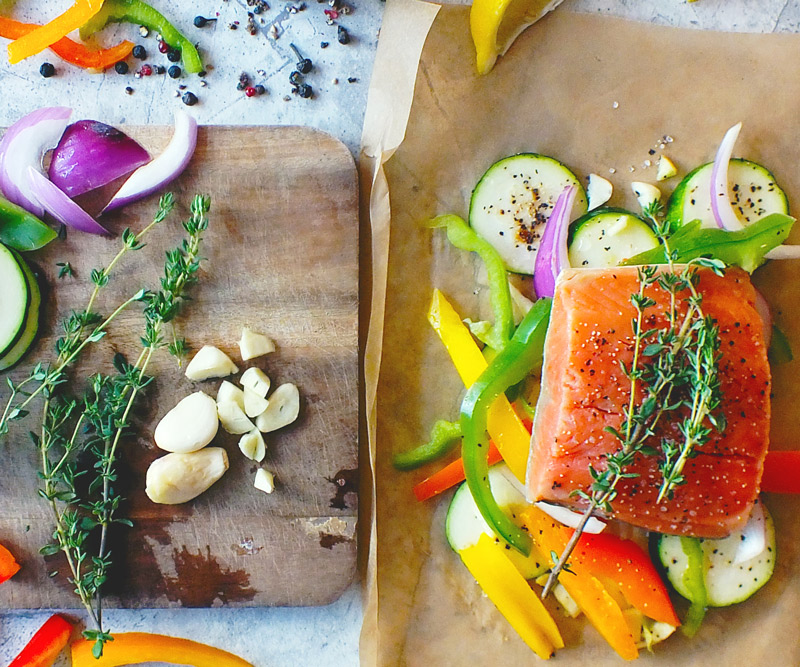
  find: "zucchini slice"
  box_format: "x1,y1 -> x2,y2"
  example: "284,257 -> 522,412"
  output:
657,499 -> 775,607
567,207 -> 659,268
469,154 -> 588,274
0,243 -> 30,359
446,464 -> 547,580
0,251 -> 40,371
666,158 -> 789,231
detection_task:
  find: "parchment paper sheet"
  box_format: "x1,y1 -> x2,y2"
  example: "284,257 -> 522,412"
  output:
361,3 -> 800,664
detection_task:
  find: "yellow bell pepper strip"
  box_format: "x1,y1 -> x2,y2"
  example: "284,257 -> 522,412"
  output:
9,614 -> 73,667
520,507 -> 639,661
7,0 -> 106,64
71,633 -> 254,667
0,17 -> 133,70
459,533 -> 563,659
428,288 -> 531,482
0,542 -> 20,584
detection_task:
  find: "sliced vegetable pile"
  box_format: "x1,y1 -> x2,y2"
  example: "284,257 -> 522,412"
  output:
397,122 -> 800,659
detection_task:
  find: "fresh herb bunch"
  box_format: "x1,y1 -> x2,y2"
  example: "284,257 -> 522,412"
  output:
542,201 -> 726,598
0,193 -> 211,658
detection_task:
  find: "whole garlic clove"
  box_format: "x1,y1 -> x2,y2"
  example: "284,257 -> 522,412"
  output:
255,383 -> 300,433
244,387 -> 269,418
240,367 -> 270,398
185,345 -> 239,381
239,428 -> 266,462
154,391 -> 219,453
145,448 -> 229,504
217,380 -> 245,411
217,400 -> 255,434
254,468 -> 275,494
239,327 -> 275,361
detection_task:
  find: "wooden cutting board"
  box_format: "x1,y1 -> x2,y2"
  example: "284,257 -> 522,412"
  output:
0,126 -> 358,608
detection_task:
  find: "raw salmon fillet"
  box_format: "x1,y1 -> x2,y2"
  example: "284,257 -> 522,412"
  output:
527,266 -> 770,537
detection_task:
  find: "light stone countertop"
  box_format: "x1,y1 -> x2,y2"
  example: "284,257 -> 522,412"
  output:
0,0 -> 797,665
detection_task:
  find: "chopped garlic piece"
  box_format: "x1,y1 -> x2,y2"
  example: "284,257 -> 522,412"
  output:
587,173 -> 613,210
217,380 -> 245,410
239,428 -> 266,462
255,383 -> 300,433
254,468 -> 275,494
217,400 -> 255,434
631,181 -> 661,210
185,345 -> 238,381
656,155 -> 678,181
244,387 -> 269,418
240,367 -> 271,398
239,327 -> 276,361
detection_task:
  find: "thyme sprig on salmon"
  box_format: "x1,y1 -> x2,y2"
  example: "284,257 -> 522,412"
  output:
542,205 -> 726,598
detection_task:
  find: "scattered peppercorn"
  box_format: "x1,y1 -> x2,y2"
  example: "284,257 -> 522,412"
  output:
194,15 -> 217,28
141,64 -> 153,76
39,62 -> 56,78
255,84 -> 266,95
296,82 -> 312,98
139,25 -> 150,37
289,70 -> 303,85
114,61 -> 129,74
198,70 -> 207,77
320,41 -> 329,49
182,91 -> 198,106
245,86 -> 257,97
347,77 -> 357,83
167,49 -> 181,63
229,22 -> 238,30
168,65 -> 182,78
125,86 -> 134,95
337,25 -> 350,44
158,39 -> 169,54
289,43 -> 313,73
132,44 -> 147,59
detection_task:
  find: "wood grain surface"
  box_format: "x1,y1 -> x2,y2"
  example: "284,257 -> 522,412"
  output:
0,126 -> 358,608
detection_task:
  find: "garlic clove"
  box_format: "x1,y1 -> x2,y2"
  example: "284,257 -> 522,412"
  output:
185,345 -> 239,381
255,383 -> 300,433
217,400 -> 255,434
217,380 -> 245,411
244,387 -> 269,418
254,468 -> 275,494
154,391 -> 219,453
239,428 -> 266,462
240,367 -> 270,398
239,327 -> 275,361
145,448 -> 229,504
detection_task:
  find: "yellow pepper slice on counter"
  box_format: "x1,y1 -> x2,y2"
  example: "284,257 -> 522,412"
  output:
8,0 -> 106,64
520,507 -> 639,661
428,288 -> 530,482
459,533 -> 563,659
71,633 -> 253,667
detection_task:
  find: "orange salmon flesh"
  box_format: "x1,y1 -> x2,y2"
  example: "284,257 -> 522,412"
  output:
527,266 -> 770,537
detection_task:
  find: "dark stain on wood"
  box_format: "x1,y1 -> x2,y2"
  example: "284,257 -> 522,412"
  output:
165,545 -> 257,606
327,467 -> 358,510
319,533 -> 351,550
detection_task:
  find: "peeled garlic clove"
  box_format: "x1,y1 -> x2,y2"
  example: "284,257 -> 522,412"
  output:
217,400 -> 255,434
154,391 -> 219,453
145,448 -> 229,504
217,380 -> 245,410
587,173 -> 613,210
657,155 -> 678,182
631,181 -> 662,210
244,387 -> 269,418
240,367 -> 270,398
239,327 -> 275,361
254,468 -> 275,494
239,428 -> 266,462
185,345 -> 239,381
255,383 -> 300,433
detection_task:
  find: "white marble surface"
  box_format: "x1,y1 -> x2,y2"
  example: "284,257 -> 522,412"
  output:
0,0 -> 798,665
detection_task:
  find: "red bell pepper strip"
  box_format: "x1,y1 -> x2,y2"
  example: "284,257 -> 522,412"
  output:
761,451 -> 800,493
8,614 -> 73,667
0,17 -> 133,70
573,532 -> 680,626
413,441 -> 503,502
0,542 -> 20,584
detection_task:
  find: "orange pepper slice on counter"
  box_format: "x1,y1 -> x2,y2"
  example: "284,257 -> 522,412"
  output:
0,16 -> 132,70
7,0 -> 106,64
9,614 -> 73,667
0,541 -> 20,584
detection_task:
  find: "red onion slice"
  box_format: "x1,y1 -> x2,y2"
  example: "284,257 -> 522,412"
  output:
103,110 -> 197,213
48,120 -> 151,198
710,122 -> 745,231
27,167 -> 109,235
0,106 -> 72,217
533,185 -> 576,298
535,502 -> 606,533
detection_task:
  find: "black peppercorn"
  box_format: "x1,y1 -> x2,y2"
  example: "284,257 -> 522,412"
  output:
182,91 -> 198,106
337,25 -> 349,44
289,70 -> 303,85
320,41 -> 329,49
168,65 -> 182,78
289,44 -> 313,74
296,83 -> 312,98
167,49 -> 181,63
125,86 -> 134,95
39,62 -> 56,78
114,61 -> 129,74
132,44 -> 147,59
255,84 -> 266,95
155,65 -> 166,75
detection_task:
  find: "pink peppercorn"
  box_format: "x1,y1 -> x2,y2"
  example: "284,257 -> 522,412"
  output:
245,86 -> 257,97
141,64 -> 153,76
158,40 -> 169,54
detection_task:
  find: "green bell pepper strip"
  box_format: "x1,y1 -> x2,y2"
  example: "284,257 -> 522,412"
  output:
393,419 -> 462,471
460,297 -> 552,557
679,536 -> 707,637
428,214 -> 514,352
80,0 -> 203,74
625,213 -> 794,273
0,194 -> 56,251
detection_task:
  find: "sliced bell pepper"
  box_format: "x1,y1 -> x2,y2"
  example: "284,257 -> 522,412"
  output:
461,297 -> 552,557
679,537 -> 707,637
520,506 -> 639,661
0,192 -> 57,251
429,288 -> 531,482
9,614 -> 73,667
71,632 -> 253,667
761,450 -> 800,494
574,532 -> 680,627
393,419 -> 462,470
0,17 -> 132,70
413,440 -> 503,502
459,533 -> 563,659
80,0 -> 203,74
7,0 -> 107,64
0,542 -> 20,584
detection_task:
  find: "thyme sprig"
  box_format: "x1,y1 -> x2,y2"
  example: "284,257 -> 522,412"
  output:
541,202 -> 726,598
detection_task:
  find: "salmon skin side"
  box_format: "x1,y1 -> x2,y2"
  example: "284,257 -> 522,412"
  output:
526,266 -> 770,538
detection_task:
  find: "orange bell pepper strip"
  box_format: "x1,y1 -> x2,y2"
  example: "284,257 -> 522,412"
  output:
520,507 -> 639,661
761,450 -> 800,493
459,533 -> 563,659
8,0 -> 107,64
9,614 -> 73,667
413,441 -> 504,502
0,542 -> 20,584
428,289 -> 530,482
71,633 -> 254,667
0,17 -> 132,70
